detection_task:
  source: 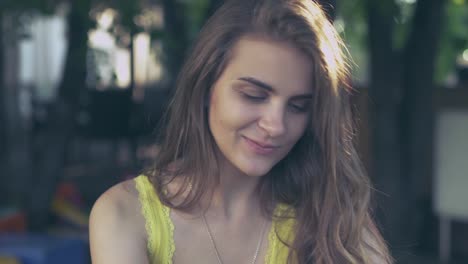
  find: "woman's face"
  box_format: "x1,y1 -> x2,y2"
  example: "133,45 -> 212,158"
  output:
208,36 -> 313,177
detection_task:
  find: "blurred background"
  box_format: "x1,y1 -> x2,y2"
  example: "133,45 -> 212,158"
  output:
0,0 -> 467,263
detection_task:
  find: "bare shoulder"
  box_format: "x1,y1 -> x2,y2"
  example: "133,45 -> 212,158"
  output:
91,178 -> 141,219
89,178 -> 149,264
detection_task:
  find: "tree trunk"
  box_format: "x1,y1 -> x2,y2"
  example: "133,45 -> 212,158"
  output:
400,0 -> 445,247
366,0 -> 405,248
27,1 -> 91,230
161,0 -> 188,87
0,9 -> 6,205
367,0 -> 447,256
0,11 -> 34,209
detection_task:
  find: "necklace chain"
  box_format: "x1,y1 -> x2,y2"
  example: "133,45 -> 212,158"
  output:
202,213 -> 267,264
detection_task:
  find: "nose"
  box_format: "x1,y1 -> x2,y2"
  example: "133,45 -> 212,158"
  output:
257,104 -> 286,138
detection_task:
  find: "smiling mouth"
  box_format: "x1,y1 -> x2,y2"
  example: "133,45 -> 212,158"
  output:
243,136 -> 279,154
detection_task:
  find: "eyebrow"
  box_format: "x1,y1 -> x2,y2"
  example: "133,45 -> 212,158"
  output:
238,76 -> 313,99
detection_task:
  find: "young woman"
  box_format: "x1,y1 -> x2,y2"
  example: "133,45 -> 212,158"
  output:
89,0 -> 392,263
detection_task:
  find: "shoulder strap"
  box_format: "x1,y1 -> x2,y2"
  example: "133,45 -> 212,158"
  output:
134,175 -> 175,264
265,204 -> 296,264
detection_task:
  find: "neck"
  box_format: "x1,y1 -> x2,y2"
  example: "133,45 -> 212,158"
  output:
206,159 -> 263,221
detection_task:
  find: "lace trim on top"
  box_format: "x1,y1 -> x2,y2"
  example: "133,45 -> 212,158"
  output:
135,175 -> 175,264
135,175 -> 294,264
265,204 -> 296,263
161,201 -> 176,264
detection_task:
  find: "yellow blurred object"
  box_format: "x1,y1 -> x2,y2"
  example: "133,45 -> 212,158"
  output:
50,182 -> 89,228
0,256 -> 21,264
51,199 -> 88,227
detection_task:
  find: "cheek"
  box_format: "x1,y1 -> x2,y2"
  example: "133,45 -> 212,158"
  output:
288,116 -> 309,142
209,92 -> 245,138
210,92 -> 255,131
208,96 -> 224,136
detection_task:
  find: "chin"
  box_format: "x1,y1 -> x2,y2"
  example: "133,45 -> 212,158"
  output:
243,170 -> 269,178
238,162 -> 275,177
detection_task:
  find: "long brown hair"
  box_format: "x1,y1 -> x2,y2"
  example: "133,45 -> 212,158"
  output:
147,0 -> 392,263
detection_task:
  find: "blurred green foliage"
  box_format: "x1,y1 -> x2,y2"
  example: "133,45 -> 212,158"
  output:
2,0 -> 468,85
437,0 -> 468,82
339,0 -> 468,84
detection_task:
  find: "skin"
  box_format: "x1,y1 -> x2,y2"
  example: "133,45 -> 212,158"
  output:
209,36 -> 313,179
89,36 -> 313,264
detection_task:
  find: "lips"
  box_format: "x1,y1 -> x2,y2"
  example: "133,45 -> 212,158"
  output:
243,136 -> 279,155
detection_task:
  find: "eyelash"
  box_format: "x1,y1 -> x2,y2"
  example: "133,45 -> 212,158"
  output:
241,93 -> 309,113
289,104 -> 308,113
242,93 -> 266,102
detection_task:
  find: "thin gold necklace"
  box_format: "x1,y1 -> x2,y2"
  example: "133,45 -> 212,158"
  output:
202,213 -> 267,264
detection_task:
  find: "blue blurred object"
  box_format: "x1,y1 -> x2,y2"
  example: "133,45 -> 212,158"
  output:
0,234 -> 88,264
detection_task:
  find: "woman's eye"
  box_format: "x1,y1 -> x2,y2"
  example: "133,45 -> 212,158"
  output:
289,103 -> 308,113
242,93 -> 266,102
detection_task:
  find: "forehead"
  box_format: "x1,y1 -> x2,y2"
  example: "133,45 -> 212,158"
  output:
222,36 -> 313,95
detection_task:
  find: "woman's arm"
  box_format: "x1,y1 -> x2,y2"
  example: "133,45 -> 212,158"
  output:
89,182 -> 150,264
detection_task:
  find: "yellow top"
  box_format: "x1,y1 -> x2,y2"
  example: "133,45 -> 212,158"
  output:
134,175 -> 296,264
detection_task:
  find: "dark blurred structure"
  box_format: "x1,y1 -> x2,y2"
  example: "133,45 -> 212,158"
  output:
76,88 -> 134,139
